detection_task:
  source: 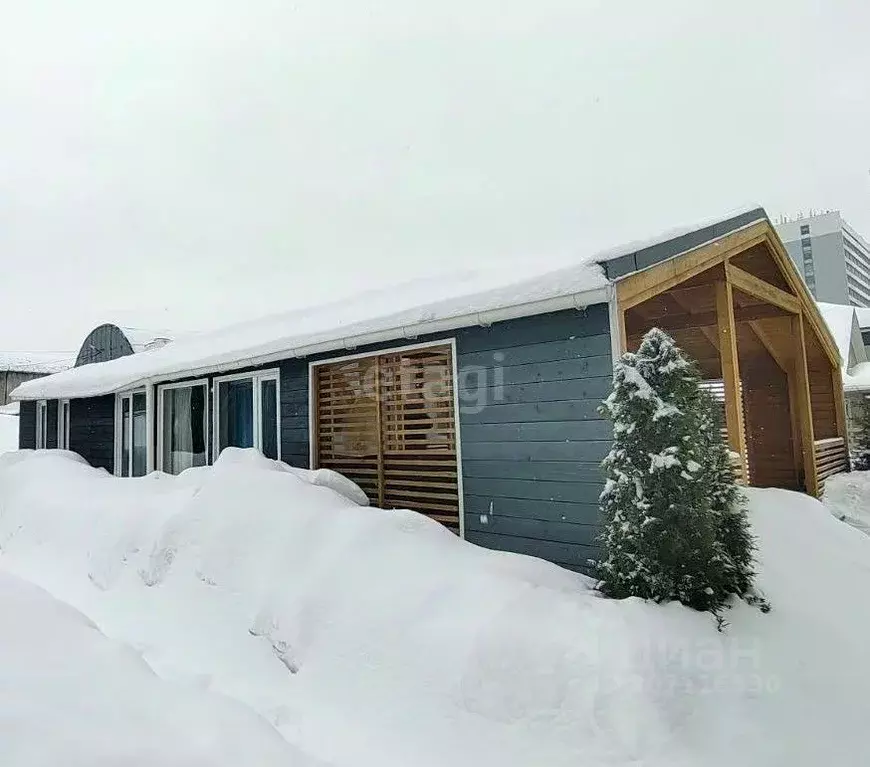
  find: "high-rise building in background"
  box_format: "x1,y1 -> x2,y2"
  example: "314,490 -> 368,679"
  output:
775,211 -> 870,307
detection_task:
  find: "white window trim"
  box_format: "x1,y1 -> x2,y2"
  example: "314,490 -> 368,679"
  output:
156,378 -> 210,474
212,369 -> 281,461
35,400 -> 48,449
57,399 -> 70,450
114,389 -> 148,477
307,338 -> 465,539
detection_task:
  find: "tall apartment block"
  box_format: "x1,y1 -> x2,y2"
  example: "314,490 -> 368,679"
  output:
775,211 -> 870,307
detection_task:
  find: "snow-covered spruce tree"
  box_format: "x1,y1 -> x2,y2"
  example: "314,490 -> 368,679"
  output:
851,401 -> 870,471
598,327 -> 740,612
696,390 -> 757,600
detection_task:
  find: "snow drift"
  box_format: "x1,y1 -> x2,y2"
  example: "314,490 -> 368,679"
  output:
1,449 -> 869,767
0,571 -> 317,766
822,470 -> 870,536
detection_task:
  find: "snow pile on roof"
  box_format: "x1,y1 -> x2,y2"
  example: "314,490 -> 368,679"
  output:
822,471 -> 870,538
14,261 -> 609,400
0,351 -> 73,374
1,449 -> 869,767
855,306 -> 870,330
816,302 -> 859,365
11,206 -> 768,401
843,361 -> 870,392
0,409 -> 18,456
118,326 -> 176,352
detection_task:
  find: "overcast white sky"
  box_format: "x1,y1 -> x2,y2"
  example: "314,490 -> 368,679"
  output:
1,0 -> 868,354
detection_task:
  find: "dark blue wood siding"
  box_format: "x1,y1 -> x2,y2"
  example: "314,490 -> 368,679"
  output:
36,306 -> 613,570
454,306 -> 610,570
278,305 -> 612,570
18,400 -> 36,449
69,395 -> 114,473
46,400 -> 58,449
279,359 -> 310,468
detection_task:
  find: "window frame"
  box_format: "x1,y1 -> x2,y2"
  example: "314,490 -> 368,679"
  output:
35,399 -> 48,449
114,389 -> 148,477
212,369 -> 281,461
57,399 -> 70,450
156,378 -> 210,474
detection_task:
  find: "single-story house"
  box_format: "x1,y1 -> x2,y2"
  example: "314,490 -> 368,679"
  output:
13,207 -> 848,569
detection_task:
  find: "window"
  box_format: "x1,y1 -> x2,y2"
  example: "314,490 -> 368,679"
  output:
115,391 -> 147,477
158,380 -> 208,474
214,370 -> 280,460
57,399 -> 70,450
35,400 -> 48,449
800,224 -> 810,235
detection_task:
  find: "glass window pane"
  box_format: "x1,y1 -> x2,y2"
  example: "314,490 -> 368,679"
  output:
219,379 -> 254,453
260,378 -> 278,460
162,385 -> 208,474
132,393 -> 147,477
121,398 -> 131,477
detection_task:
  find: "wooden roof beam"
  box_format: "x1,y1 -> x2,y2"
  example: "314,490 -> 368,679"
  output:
725,263 -> 801,314
617,222 -> 769,311
747,320 -> 788,371
624,302 -> 787,337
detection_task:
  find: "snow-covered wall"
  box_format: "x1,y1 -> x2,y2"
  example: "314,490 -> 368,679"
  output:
21,306 -> 613,571
274,306 -> 612,569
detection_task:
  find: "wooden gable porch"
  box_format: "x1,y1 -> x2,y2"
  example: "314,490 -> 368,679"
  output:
614,220 -> 848,497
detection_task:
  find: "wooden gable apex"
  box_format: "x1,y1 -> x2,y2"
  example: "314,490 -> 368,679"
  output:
613,219 -> 841,369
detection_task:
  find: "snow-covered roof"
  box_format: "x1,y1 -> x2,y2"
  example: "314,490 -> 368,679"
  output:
844,362 -> 870,393
816,303 -> 865,367
854,307 -> 870,331
12,205 -> 767,401
117,327 -> 176,352
0,352 -> 73,375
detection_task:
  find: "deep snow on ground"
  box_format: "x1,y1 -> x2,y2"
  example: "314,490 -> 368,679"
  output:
0,570 -> 318,767
1,449 -> 869,767
822,471 -> 870,536
0,413 -> 18,455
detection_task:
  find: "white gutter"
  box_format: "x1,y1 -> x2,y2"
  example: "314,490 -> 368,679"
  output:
13,285 -> 610,400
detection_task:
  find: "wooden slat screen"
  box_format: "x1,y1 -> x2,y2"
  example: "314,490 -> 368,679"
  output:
314,345 -> 460,531
699,379 -> 749,484
814,437 -> 848,483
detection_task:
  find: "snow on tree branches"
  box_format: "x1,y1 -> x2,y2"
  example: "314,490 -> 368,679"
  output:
597,327 -> 758,613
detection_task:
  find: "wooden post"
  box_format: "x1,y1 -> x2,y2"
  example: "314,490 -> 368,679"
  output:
793,314 -> 819,496
715,280 -> 748,477
786,368 -> 803,486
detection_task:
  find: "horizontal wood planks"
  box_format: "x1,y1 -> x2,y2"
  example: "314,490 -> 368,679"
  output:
18,400 -> 36,449
69,395 -> 115,473
455,306 -> 610,569
313,345 -> 461,531
277,306 -> 612,571
815,438 -> 848,482
46,400 -> 58,450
